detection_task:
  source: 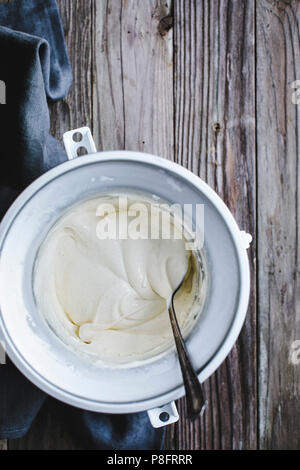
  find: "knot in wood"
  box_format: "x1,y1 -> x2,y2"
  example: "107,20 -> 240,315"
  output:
158,15 -> 173,36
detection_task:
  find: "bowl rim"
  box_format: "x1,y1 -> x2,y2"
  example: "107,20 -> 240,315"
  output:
0,151 -> 251,413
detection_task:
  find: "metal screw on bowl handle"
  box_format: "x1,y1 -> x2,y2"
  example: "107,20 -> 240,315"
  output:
168,281 -> 208,420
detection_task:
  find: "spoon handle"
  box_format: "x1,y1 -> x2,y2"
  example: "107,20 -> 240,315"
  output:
168,299 -> 207,420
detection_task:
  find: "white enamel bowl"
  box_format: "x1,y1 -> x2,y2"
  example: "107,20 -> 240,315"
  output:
0,128 -> 251,427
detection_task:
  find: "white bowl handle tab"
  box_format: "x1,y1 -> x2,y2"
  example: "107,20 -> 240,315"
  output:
240,231 -> 253,250
147,401 -> 179,428
63,127 -> 97,160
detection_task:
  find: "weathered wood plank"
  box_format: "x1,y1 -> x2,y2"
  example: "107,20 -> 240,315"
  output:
8,0 -> 94,450
165,0 -> 257,450
256,0 -> 300,450
50,0 -> 93,141
92,0 -> 173,158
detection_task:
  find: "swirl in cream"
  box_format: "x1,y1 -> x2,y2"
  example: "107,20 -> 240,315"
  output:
34,194 -> 204,363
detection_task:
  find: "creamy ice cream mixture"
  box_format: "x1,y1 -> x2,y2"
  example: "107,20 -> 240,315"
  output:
33,194 -> 206,364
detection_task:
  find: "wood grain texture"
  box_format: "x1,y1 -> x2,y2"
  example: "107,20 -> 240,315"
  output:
256,0 -> 300,449
165,0 -> 257,450
50,0 -> 93,142
92,0 -> 173,157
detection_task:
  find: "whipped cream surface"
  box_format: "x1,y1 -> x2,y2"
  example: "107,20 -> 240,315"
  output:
34,194 -> 204,364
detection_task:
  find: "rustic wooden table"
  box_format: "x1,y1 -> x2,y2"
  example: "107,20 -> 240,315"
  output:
1,0 -> 299,450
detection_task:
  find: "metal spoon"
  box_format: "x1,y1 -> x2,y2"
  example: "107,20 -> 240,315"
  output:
167,274 -> 207,420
